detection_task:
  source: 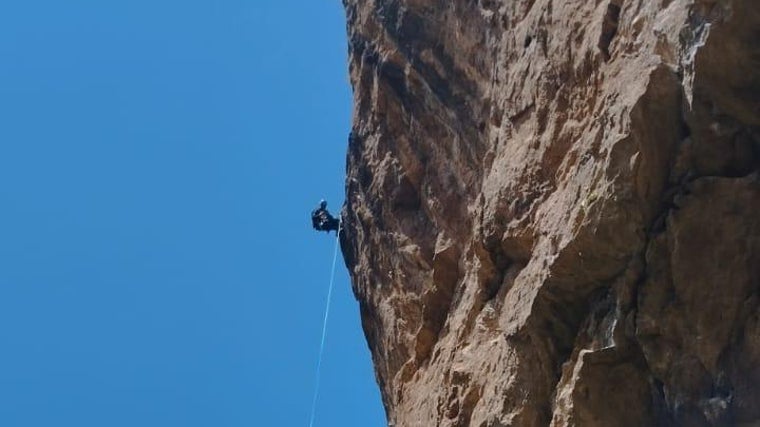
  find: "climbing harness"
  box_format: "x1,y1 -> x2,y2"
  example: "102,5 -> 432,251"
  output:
308,222 -> 341,427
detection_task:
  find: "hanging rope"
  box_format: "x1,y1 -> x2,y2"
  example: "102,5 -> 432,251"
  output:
308,224 -> 341,427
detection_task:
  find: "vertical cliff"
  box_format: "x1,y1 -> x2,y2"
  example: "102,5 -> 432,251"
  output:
340,0 -> 760,425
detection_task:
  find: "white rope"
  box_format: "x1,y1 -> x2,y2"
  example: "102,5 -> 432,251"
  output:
308,225 -> 341,427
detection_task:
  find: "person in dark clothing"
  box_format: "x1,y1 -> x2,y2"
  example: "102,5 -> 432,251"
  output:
311,199 -> 340,233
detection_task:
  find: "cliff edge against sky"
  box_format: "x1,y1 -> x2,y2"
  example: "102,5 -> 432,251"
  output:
340,0 -> 760,425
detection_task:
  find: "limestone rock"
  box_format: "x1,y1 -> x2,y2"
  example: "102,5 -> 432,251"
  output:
340,0 -> 760,425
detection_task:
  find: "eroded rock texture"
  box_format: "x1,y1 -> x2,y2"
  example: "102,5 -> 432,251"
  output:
339,0 -> 760,425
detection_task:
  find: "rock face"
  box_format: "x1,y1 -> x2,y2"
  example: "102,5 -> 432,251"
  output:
339,0 -> 760,425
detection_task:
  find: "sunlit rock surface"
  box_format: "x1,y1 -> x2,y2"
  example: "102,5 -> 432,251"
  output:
340,1 -> 760,425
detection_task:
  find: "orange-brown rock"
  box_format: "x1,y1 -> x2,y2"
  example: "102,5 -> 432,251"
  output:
339,0 -> 760,425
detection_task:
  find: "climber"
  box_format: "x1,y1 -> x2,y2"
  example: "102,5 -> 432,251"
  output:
311,199 -> 340,234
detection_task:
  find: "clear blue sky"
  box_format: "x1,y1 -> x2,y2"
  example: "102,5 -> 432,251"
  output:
0,1 -> 385,426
